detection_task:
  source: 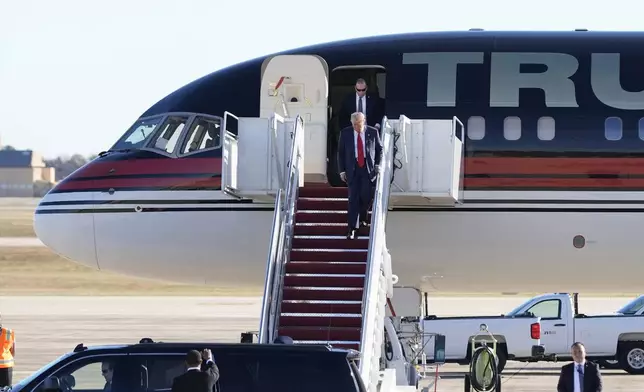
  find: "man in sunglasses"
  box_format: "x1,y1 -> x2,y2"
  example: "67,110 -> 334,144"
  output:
338,78 -> 384,130
101,361 -> 113,391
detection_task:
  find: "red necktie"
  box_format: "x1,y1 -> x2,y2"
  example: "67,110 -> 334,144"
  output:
357,132 -> 365,167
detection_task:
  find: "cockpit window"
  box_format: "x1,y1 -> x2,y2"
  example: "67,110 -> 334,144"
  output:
110,116 -> 164,151
148,115 -> 189,154
180,116 -> 222,155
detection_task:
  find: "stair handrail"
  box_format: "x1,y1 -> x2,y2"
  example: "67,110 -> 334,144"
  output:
258,115 -> 305,344
359,116 -> 396,390
258,188 -> 285,344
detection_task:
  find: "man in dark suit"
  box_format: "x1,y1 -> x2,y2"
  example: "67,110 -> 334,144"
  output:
557,342 -> 602,392
171,349 -> 220,392
338,112 -> 383,239
338,78 -> 384,129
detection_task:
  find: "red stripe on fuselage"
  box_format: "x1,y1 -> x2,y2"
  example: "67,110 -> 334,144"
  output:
55,156 -> 644,192
466,157 -> 644,175
54,177 -> 221,191
464,178 -> 644,189
73,157 -> 222,178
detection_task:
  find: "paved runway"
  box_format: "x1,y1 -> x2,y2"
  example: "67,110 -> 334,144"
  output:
0,238 -> 43,247
1,295 -> 641,391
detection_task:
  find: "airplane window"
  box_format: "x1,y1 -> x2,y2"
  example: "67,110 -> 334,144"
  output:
467,116 -> 485,140
149,116 -> 189,154
526,299 -> 561,319
537,117 -> 555,141
180,116 -> 222,155
110,116 -> 164,151
604,117 -> 622,141
639,118 -> 644,141
503,117 -> 521,141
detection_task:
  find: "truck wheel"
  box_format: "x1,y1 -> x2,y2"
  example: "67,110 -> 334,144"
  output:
496,350 -> 507,373
598,359 -> 620,369
618,343 -> 644,374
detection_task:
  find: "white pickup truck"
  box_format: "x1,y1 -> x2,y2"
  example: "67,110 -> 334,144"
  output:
504,293 -> 644,374
386,287 -> 545,374
420,313 -> 544,373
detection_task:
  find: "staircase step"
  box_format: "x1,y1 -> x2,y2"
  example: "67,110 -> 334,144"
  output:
290,250 -> 367,262
279,315 -> 362,328
280,302 -> 362,314
282,288 -> 363,301
283,275 -> 365,288
294,225 -> 369,237
297,198 -> 348,210
278,326 -> 361,341
324,342 -> 360,351
291,237 -> 369,250
299,187 -> 348,198
296,212 -> 371,224
285,262 -> 367,275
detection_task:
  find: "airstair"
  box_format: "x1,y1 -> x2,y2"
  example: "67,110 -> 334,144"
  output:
222,111 -> 464,391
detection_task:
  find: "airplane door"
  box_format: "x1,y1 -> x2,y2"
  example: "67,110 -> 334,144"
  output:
260,55 -> 329,183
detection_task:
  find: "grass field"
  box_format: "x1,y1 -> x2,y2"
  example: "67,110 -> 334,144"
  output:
0,206 -> 36,237
0,247 -> 262,296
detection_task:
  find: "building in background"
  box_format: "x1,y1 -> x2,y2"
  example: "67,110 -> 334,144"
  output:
0,144 -> 56,197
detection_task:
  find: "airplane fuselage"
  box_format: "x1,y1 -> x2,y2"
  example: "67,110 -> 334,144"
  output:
34,31 -> 644,294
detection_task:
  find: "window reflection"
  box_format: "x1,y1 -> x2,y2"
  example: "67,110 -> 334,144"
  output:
180,116 -> 222,154
149,116 -> 189,154
110,116 -> 164,151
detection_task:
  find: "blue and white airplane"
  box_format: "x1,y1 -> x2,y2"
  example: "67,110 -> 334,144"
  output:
33,30 -> 644,294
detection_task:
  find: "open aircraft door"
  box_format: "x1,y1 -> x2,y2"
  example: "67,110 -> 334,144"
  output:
260,55 -> 329,183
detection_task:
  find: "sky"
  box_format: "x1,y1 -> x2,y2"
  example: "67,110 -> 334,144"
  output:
1,0 -> 642,158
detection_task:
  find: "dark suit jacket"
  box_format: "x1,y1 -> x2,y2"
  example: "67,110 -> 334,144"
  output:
337,125 -> 383,184
338,93 -> 384,128
557,361 -> 602,392
171,360 -> 220,392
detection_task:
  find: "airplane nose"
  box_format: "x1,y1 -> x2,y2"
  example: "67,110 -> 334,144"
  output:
34,196 -> 99,270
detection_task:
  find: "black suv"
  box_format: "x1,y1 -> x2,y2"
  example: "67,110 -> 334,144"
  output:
6,339 -> 367,392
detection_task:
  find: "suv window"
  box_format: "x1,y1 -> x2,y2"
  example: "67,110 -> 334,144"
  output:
127,350 -> 359,392
128,353 -> 186,391
32,354 -> 130,392
216,350 -> 358,392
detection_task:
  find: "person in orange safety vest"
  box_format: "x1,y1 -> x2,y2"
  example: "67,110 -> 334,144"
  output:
0,317 -> 15,388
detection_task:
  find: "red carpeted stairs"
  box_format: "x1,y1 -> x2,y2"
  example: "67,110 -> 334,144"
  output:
276,184 -> 371,350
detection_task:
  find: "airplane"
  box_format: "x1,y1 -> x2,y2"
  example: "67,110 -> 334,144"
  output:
33,30 -> 644,295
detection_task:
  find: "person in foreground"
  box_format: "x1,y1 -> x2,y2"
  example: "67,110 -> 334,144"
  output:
172,349 -> 220,392
337,111 -> 383,239
557,342 -> 602,392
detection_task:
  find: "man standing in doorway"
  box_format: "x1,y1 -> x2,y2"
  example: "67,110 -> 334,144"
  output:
556,342 -> 603,392
0,317 -> 15,388
338,78 -> 384,129
338,112 -> 383,239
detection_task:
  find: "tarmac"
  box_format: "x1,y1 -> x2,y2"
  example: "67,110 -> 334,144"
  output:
0,238 -> 43,247
1,295 -> 642,391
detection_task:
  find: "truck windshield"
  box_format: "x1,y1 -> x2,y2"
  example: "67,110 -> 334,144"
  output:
109,115 -> 164,151
505,298 -> 536,316
616,295 -> 644,315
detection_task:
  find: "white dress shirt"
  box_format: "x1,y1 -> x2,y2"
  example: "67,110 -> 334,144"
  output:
353,129 -> 366,162
573,361 -> 584,392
